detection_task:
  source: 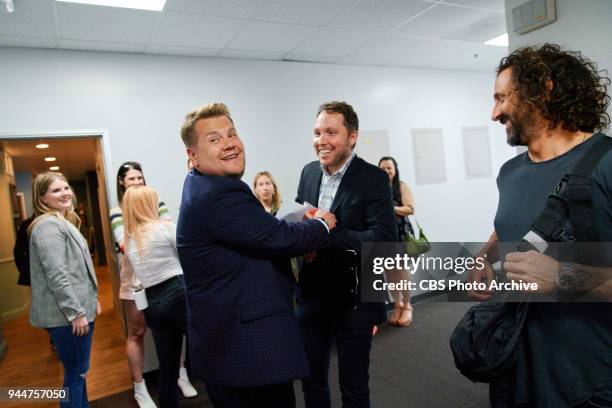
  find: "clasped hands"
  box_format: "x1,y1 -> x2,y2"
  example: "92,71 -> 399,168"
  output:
467,250 -> 559,300
303,208 -> 337,263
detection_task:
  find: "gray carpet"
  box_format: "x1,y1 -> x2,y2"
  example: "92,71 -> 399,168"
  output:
93,300 -> 489,407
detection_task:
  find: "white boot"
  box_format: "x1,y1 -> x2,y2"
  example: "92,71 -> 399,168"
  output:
133,380 -> 157,408
177,367 -> 198,398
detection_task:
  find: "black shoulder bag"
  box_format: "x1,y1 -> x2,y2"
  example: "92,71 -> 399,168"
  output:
450,135 -> 612,383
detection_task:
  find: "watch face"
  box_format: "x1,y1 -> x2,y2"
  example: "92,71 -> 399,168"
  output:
559,273 -> 577,290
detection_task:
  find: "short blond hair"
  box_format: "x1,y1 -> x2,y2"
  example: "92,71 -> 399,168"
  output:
180,102 -> 233,147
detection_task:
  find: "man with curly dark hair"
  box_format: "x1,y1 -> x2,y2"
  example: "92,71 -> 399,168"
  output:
467,43 -> 612,407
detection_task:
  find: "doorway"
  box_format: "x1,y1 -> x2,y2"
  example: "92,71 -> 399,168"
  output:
0,132 -> 133,401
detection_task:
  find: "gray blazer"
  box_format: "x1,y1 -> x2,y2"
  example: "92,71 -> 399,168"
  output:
29,215 -> 98,328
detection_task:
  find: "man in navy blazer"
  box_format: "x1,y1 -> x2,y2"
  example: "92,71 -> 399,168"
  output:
176,102 -> 337,408
296,101 -> 397,408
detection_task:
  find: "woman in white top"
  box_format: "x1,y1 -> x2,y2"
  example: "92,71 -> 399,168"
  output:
111,162 -> 195,408
122,185 -> 189,408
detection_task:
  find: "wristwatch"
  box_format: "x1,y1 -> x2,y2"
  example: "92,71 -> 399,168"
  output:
557,262 -> 578,290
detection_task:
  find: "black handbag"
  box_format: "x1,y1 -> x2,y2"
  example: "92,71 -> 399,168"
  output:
450,298 -> 529,383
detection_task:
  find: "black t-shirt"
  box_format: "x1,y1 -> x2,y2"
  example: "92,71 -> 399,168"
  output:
494,133 -> 612,406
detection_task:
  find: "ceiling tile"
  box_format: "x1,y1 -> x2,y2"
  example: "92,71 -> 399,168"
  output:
220,49 -> 285,60
388,38 -> 474,68
445,13 -> 506,42
250,0 -> 357,25
468,56 -> 503,71
441,0 -> 505,13
466,44 -> 508,70
56,2 -> 159,43
339,34 -> 429,65
327,0 -> 433,33
0,35 -> 56,48
0,0 -> 55,38
393,3 -> 489,38
147,44 -> 220,57
427,42 -> 485,70
165,0 -> 262,19
284,27 -> 378,62
226,21 -> 318,53
152,12 -> 245,48
58,39 -> 146,53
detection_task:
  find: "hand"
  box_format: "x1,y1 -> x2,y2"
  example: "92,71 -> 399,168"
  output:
314,210 -> 337,231
96,301 -> 102,316
72,315 -> 90,336
467,257 -> 495,301
304,251 -> 317,263
504,250 -> 558,293
304,207 -> 318,220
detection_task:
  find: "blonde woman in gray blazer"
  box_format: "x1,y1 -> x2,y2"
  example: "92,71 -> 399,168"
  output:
29,172 -> 100,408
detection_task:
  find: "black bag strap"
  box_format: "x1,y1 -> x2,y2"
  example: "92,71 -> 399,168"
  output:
530,135 -> 612,242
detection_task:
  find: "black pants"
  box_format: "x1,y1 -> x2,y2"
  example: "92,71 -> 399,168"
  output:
300,318 -> 373,408
206,382 -> 295,408
143,275 -> 188,408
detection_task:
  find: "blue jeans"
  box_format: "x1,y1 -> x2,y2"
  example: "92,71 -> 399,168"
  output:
46,322 -> 94,408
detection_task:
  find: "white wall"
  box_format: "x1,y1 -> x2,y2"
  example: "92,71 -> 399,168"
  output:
0,46 -> 515,242
505,0 -> 612,120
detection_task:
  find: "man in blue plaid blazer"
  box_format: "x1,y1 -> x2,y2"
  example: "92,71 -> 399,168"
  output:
177,102 -> 336,408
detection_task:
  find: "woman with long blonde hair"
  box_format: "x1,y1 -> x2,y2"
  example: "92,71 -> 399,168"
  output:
122,185 -> 189,408
111,161 -> 196,407
29,172 -> 100,408
253,171 -> 282,215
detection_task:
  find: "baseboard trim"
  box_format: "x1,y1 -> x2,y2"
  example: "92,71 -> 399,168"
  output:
1,297 -> 30,322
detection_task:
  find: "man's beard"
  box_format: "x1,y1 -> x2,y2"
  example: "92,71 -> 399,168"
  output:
501,110 -> 534,147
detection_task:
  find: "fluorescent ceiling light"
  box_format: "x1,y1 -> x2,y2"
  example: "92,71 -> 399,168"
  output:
36,143 -> 50,149
484,33 -> 508,47
56,0 -> 166,11
44,157 -> 57,162
49,166 -> 60,171
1,0 -> 15,13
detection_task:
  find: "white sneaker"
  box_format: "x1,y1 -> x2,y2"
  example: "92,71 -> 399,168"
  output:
177,377 -> 198,398
134,392 -> 157,408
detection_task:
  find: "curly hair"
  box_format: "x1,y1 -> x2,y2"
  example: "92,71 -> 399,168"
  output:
497,43 -> 610,133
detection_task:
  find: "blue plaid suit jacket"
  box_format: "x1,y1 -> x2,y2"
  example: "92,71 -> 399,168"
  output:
177,170 -> 329,387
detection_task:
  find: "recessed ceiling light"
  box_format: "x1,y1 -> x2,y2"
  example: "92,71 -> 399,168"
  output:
56,0 -> 166,11
49,166 -> 60,171
44,157 -> 57,162
484,33 -> 508,47
36,143 -> 50,149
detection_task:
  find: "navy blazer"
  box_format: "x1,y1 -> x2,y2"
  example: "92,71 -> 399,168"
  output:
177,170 -> 329,387
296,156 -> 397,329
